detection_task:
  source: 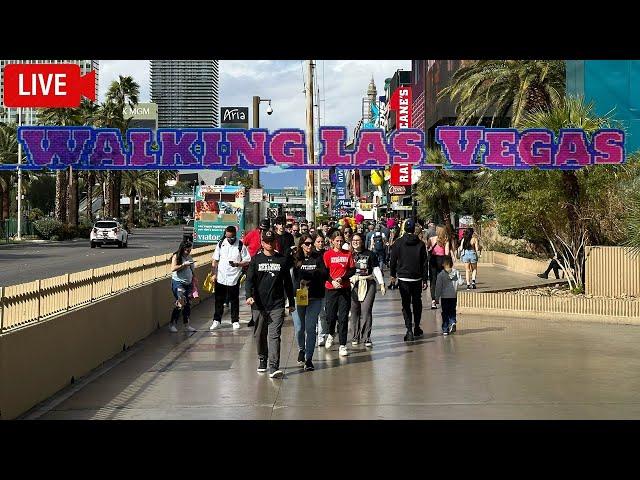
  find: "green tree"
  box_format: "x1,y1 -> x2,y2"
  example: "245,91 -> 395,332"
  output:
0,123 -> 18,220
37,106 -> 82,224
438,60 -> 565,127
121,170 -> 157,227
102,76 -> 140,220
415,148 -> 466,226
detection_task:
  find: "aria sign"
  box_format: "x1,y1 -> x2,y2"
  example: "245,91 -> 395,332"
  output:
7,125 -> 625,171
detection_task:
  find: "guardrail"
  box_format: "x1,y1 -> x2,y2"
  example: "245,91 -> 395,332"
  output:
0,245 -> 215,333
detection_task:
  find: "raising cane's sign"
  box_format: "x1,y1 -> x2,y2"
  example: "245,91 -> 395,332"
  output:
6,125 -> 625,171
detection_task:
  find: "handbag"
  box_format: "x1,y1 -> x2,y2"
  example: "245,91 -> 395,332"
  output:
202,272 -> 215,294
296,287 -> 309,306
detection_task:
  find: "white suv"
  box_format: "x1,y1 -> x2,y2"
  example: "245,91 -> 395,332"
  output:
90,220 -> 129,248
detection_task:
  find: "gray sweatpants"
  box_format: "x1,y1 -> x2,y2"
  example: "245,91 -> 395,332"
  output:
349,280 -> 377,342
253,308 -> 285,369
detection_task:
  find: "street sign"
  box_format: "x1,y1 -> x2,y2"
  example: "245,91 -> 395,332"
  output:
249,188 -> 263,203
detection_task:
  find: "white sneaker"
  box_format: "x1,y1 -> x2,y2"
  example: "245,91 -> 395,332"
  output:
169,324 -> 178,333
339,345 -> 349,357
209,320 -> 221,331
325,334 -> 334,349
317,337 -> 326,347
351,340 -> 359,346
365,340 -> 373,347
232,322 -> 240,330
185,324 -> 197,333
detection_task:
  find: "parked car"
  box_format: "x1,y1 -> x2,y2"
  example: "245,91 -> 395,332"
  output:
183,219 -> 195,242
90,220 -> 129,248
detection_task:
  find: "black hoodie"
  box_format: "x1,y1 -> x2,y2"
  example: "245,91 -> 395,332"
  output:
389,233 -> 428,281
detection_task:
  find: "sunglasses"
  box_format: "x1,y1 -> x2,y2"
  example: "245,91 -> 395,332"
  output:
303,241 -> 313,246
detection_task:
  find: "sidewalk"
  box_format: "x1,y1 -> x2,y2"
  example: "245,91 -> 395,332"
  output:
28,266 -> 639,420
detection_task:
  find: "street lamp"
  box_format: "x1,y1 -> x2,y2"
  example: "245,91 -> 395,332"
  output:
252,96 -> 272,229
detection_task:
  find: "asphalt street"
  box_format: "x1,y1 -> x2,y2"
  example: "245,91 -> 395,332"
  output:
0,227 -> 194,286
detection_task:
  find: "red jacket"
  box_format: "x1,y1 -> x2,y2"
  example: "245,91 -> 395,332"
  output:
244,228 -> 262,258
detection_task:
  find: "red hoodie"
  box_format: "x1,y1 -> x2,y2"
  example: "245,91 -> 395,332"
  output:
244,228 -> 263,258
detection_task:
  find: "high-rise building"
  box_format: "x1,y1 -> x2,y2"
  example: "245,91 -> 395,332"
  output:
0,59 -> 99,124
150,60 -> 219,128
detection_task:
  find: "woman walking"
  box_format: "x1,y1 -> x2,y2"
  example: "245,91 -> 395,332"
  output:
323,230 -> 356,356
292,234 -> 325,371
169,240 -> 197,333
460,228 -> 481,289
349,233 -> 385,348
314,234 -> 329,347
427,226 -> 451,310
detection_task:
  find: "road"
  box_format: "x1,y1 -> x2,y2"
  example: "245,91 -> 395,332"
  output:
0,227 -> 196,286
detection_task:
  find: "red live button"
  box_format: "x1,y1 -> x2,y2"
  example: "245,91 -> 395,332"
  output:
3,63 -> 96,108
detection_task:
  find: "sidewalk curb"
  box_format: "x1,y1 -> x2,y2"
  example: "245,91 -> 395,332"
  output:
0,238 -> 85,249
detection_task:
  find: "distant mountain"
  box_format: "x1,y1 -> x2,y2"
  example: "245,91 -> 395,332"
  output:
260,170 -> 306,189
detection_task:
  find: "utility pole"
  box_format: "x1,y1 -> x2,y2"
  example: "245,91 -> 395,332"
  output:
305,60 -> 315,224
252,95 -> 261,229
16,107 -> 22,241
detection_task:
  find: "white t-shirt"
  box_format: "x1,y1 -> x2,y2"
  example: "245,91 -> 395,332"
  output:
213,239 -> 251,286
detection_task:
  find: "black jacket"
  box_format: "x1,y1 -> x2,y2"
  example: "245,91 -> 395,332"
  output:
389,233 -> 428,281
275,232 -> 296,266
245,251 -> 295,311
293,251 -> 326,299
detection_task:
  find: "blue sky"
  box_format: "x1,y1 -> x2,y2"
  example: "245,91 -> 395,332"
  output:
99,60 -> 410,188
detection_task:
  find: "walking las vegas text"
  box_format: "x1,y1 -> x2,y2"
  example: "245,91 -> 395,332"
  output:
15,125 -> 625,171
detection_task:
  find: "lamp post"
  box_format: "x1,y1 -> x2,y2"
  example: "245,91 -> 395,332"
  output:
16,107 -> 22,241
252,96 -> 272,229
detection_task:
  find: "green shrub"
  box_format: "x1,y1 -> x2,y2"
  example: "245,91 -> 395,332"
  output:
28,208 -> 45,222
33,218 -> 63,240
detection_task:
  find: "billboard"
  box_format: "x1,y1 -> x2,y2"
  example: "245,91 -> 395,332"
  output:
193,185 -> 246,245
124,103 -> 158,131
220,107 -> 249,129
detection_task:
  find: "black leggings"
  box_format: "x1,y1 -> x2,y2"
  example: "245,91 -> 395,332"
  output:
325,288 -> 350,346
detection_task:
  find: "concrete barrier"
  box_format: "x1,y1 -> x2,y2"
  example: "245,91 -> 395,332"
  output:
0,262 -> 214,420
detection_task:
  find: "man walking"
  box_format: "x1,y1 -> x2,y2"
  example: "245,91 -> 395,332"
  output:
210,226 -> 251,331
245,230 -> 295,378
274,216 -> 296,265
389,219 -> 429,341
369,224 -> 388,271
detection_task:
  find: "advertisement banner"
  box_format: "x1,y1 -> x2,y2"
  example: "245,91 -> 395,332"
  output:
336,169 -> 348,200
193,185 -> 245,245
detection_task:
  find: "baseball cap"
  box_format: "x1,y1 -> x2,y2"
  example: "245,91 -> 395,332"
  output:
262,230 -> 276,243
404,219 -> 415,233
259,219 -> 270,230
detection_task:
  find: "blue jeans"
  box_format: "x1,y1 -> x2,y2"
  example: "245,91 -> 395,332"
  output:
440,298 -> 457,331
292,298 -> 322,360
171,279 -> 192,324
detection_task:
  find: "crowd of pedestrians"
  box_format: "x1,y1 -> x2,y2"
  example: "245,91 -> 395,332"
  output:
168,214 -> 482,379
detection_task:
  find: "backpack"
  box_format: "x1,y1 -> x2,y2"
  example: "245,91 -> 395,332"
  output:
218,238 -> 244,254
373,232 -> 384,251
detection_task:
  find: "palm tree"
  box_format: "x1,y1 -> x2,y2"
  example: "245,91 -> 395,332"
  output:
0,123 -> 18,220
121,170 -> 157,227
415,148 -> 466,226
438,60 -> 566,127
103,76 -> 139,220
37,107 -> 82,224
78,99 -> 100,222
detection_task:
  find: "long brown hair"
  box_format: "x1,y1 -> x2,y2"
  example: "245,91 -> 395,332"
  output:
436,226 -> 448,247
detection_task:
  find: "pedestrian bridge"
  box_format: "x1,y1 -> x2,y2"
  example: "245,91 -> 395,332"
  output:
17,265 -> 640,420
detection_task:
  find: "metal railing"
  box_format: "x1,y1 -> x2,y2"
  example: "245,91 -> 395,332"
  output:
0,245 -> 215,333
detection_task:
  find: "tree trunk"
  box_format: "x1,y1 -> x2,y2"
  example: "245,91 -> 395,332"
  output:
55,170 -> 68,223
561,170 -> 581,243
67,167 -> 79,227
86,172 -> 94,222
440,196 -> 452,228
104,171 -> 112,219
129,188 -> 135,228
112,172 -> 122,218
1,186 -> 8,221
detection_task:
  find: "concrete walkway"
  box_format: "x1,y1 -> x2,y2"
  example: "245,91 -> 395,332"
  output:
28,266 -> 639,420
